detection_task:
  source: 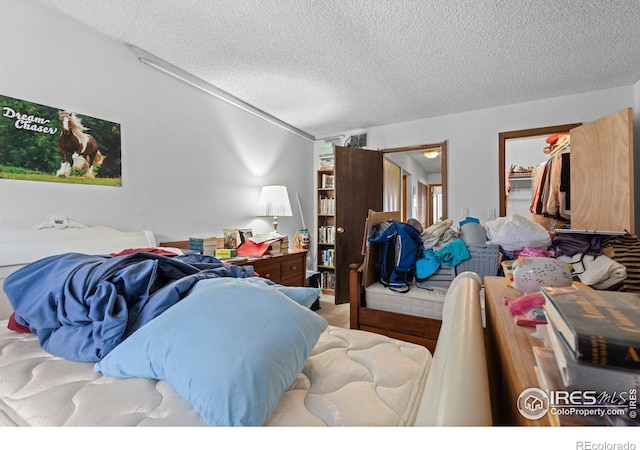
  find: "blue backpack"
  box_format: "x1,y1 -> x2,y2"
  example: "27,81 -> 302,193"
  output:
368,220 -> 422,293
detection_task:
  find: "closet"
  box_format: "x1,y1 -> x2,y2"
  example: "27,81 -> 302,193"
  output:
528,133 -> 571,222
505,135 -> 549,217
499,108 -> 634,233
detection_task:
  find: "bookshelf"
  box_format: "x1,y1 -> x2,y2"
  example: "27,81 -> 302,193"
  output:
317,168 -> 335,294
315,144 -> 383,303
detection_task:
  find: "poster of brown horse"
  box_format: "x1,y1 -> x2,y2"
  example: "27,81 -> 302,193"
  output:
57,110 -> 106,179
0,94 -> 121,187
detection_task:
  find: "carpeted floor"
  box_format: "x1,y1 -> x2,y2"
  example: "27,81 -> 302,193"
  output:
315,295 -> 349,328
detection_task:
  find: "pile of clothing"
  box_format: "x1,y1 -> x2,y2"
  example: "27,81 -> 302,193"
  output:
554,233 -> 627,290
415,219 -> 470,280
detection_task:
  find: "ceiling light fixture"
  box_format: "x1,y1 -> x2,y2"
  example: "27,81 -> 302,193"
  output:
423,150 -> 439,159
130,45 -> 315,142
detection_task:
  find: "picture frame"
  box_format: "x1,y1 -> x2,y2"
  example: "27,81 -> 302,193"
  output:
239,229 -> 253,243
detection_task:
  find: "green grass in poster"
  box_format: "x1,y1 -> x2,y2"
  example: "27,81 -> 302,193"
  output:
1,165 -> 121,186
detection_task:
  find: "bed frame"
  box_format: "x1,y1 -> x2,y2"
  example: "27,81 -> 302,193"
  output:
348,210 -> 445,352
349,263 -> 442,353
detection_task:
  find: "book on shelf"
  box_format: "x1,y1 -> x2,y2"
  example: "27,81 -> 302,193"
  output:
318,143 -> 334,155
319,157 -> 334,170
320,271 -> 335,290
545,322 -> 640,393
320,248 -> 335,267
188,235 -> 218,256
541,286 -> 640,370
319,144 -> 334,169
318,196 -> 335,215
320,173 -> 334,189
318,225 -> 335,244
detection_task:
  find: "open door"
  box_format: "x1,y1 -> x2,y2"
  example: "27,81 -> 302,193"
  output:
570,108 -> 634,233
334,146 -> 383,304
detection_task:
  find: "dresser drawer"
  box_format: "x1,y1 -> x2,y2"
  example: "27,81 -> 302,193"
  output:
255,261 -> 280,281
280,257 -> 303,280
234,250 -> 307,287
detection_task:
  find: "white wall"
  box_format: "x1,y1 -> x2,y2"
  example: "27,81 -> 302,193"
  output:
0,0 -> 314,245
5,0 -> 638,250
330,86 -> 636,224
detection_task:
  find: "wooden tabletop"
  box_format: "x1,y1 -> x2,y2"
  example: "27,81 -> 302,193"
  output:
484,276 -> 592,426
484,276 -> 551,426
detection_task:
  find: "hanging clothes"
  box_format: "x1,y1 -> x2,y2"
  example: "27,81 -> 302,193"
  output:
530,135 -> 571,219
559,152 -> 571,219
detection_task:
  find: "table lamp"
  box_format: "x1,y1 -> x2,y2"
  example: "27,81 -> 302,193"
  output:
257,185 -> 292,232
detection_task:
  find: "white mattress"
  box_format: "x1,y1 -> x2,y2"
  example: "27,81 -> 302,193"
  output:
0,322 -> 431,426
365,282 -> 486,326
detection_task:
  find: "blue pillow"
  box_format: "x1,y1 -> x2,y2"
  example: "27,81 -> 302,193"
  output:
239,276 -> 320,308
95,277 -> 328,426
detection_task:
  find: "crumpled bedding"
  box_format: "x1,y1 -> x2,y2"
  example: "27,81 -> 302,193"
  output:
486,213 -> 551,252
3,252 -> 254,362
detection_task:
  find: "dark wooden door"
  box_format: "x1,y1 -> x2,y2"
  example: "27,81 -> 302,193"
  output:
334,146 -> 383,304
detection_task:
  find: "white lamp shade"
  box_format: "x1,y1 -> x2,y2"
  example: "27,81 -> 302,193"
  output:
257,185 -> 293,217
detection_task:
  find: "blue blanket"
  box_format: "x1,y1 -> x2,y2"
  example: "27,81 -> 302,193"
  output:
4,252 -> 254,362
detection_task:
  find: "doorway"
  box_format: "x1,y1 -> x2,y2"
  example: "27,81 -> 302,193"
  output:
498,124 -> 580,218
427,184 -> 443,226
382,141 -> 448,227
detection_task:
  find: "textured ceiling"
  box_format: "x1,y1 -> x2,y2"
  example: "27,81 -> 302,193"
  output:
34,0 -> 640,140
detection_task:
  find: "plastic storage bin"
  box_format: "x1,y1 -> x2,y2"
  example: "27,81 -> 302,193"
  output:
455,244 -> 501,279
416,265 -> 456,289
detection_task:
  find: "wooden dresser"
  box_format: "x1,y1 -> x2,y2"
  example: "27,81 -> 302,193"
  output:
235,250 -> 307,287
159,239 -> 308,287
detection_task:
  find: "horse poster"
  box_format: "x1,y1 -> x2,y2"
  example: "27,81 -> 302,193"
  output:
0,94 -> 122,186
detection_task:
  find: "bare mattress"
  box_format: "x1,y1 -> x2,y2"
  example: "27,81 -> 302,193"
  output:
365,282 -> 487,326
0,321 -> 431,426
